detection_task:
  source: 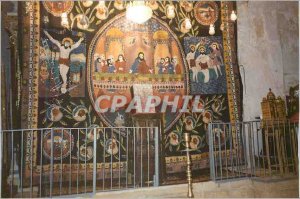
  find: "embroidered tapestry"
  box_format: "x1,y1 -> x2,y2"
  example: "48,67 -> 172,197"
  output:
20,1 -> 242,186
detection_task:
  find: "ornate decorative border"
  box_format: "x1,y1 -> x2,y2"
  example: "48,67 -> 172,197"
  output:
221,2 -> 241,147
221,2 -> 240,123
29,3 -> 40,129
19,2 -> 41,183
20,2 -> 40,130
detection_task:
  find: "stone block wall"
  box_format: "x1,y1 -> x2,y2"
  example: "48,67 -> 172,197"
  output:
237,2 -> 299,120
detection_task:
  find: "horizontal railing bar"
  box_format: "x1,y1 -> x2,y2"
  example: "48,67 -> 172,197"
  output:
210,119 -> 297,124
211,120 -> 260,123
1,127 -> 158,132
1,128 -> 52,132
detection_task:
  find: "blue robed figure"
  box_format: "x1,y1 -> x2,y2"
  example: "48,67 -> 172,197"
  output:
130,58 -> 140,73
168,63 -> 175,74
129,52 -> 149,74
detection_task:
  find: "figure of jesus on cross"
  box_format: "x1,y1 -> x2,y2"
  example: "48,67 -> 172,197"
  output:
44,30 -> 84,94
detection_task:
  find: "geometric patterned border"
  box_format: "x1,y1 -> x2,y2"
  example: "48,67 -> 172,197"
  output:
221,2 -> 241,148
221,1 -> 240,124
20,2 -> 40,130
19,2 -> 41,182
28,2 -> 39,129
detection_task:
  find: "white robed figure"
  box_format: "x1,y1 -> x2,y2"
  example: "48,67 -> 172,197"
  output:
44,30 -> 84,94
194,45 -> 211,83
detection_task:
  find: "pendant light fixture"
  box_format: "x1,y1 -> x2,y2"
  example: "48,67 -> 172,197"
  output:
126,1 -> 153,24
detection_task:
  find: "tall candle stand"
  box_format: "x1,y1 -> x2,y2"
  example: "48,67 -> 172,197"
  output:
183,132 -> 194,198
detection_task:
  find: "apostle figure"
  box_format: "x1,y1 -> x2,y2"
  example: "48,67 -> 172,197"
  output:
209,42 -> 223,78
165,57 -> 175,74
44,30 -> 84,94
129,52 -> 152,74
156,58 -> 165,74
194,43 -> 204,61
95,54 -> 107,73
101,54 -> 108,73
95,57 -> 102,72
172,56 -> 181,74
115,54 -> 127,73
186,44 -> 196,68
107,57 -> 116,73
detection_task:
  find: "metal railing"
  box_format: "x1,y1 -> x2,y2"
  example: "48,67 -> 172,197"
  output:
209,120 -> 298,181
0,127 -> 159,198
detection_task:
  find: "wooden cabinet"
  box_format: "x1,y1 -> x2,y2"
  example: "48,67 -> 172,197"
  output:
261,88 -> 286,122
260,89 -> 291,175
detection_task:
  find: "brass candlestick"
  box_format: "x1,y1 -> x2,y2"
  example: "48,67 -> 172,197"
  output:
184,132 -> 194,198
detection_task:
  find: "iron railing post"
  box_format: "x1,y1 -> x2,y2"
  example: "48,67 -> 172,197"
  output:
0,8 -> 2,190
93,128 -> 97,195
154,127 -> 159,187
0,130 -> 2,198
50,128 -> 54,197
208,123 -> 215,181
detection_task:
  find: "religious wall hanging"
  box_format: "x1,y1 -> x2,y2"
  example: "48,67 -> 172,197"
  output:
19,1 -> 241,186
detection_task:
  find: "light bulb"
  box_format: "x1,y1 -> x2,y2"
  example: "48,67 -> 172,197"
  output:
126,1 -> 153,24
230,10 -> 237,21
98,0 -> 106,6
166,4 -> 175,19
82,1 -> 93,7
61,12 -> 67,19
61,12 -> 69,28
220,23 -> 224,31
184,18 -> 192,30
209,24 -> 215,35
43,16 -> 49,24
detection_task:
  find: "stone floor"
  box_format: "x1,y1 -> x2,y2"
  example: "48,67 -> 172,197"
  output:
94,177 -> 299,198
